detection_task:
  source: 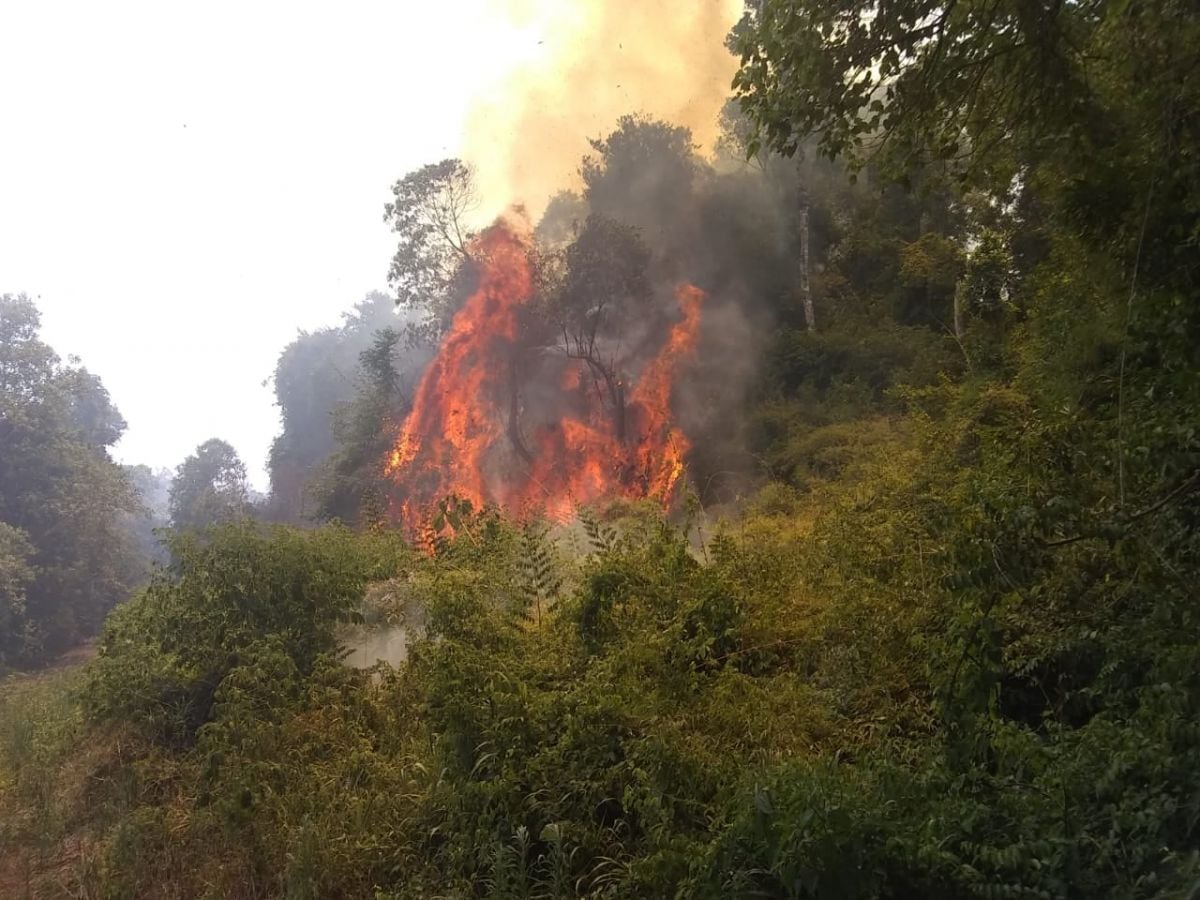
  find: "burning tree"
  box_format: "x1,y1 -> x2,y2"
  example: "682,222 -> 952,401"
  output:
383,219 -> 704,531
541,213 -> 653,443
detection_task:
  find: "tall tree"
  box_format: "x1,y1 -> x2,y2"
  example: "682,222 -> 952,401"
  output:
383,159 -> 478,338
732,7 -> 1200,888
168,439 -> 251,531
542,214 -> 654,441
0,294 -> 142,664
581,115 -> 701,277
312,329 -> 413,527
267,292 -> 407,522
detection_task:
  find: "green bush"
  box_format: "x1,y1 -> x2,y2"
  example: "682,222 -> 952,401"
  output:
86,522 -> 411,745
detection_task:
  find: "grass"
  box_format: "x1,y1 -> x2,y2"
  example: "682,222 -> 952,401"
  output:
0,660 -> 106,899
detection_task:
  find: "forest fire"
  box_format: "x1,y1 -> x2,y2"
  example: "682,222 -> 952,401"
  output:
385,220 -> 704,531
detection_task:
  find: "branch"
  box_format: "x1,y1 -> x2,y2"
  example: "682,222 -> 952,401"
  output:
1042,468 -> 1200,548
1116,175 -> 1157,508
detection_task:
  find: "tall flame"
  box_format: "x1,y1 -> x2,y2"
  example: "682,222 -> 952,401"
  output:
386,219 -> 704,531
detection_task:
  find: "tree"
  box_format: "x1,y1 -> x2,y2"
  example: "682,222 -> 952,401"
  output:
0,293 -> 143,663
733,0 -> 1200,216
581,116 -> 701,275
60,365 -> 127,446
729,9 -> 1200,895
0,522 -> 35,666
534,190 -> 587,247
543,214 -> 654,441
797,204 -> 814,331
169,439 -> 251,531
383,159 -> 478,338
267,292 -> 409,522
312,329 -> 413,527
733,0 -> 1089,178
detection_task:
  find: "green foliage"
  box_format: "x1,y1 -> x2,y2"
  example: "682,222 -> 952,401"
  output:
520,519 -> 562,625
0,665 -> 113,898
11,439 -> 1200,897
268,292 -> 416,523
8,0 -> 1200,893
0,667 -> 86,818
311,328 -> 415,527
0,523 -> 35,664
168,437 -> 253,531
0,293 -> 145,666
86,522 -> 411,745
384,158 -> 478,337
733,0 -> 1197,191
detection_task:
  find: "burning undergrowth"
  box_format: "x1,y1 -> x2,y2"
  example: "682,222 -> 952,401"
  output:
384,217 -> 706,532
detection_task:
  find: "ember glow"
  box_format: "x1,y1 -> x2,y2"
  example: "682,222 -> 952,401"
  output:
385,219 -> 705,530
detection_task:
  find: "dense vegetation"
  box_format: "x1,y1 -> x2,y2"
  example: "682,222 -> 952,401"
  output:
0,295 -> 148,667
2,0 -> 1199,896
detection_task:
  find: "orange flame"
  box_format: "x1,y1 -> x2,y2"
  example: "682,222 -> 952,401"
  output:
386,219 -> 704,532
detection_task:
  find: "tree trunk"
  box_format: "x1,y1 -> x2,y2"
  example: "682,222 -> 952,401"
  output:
799,205 -> 815,332
586,358 -> 626,443
507,354 -> 532,465
609,376 -> 626,443
953,278 -> 965,341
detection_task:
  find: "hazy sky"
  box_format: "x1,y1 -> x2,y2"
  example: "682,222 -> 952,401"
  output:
0,0 -> 546,488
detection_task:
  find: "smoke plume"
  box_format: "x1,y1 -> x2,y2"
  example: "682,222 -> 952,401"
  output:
464,0 -> 743,218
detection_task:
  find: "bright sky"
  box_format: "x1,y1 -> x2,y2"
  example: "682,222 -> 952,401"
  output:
0,0 -> 546,489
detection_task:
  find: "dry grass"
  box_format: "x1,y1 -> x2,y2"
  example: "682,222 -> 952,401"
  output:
0,648 -> 116,899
